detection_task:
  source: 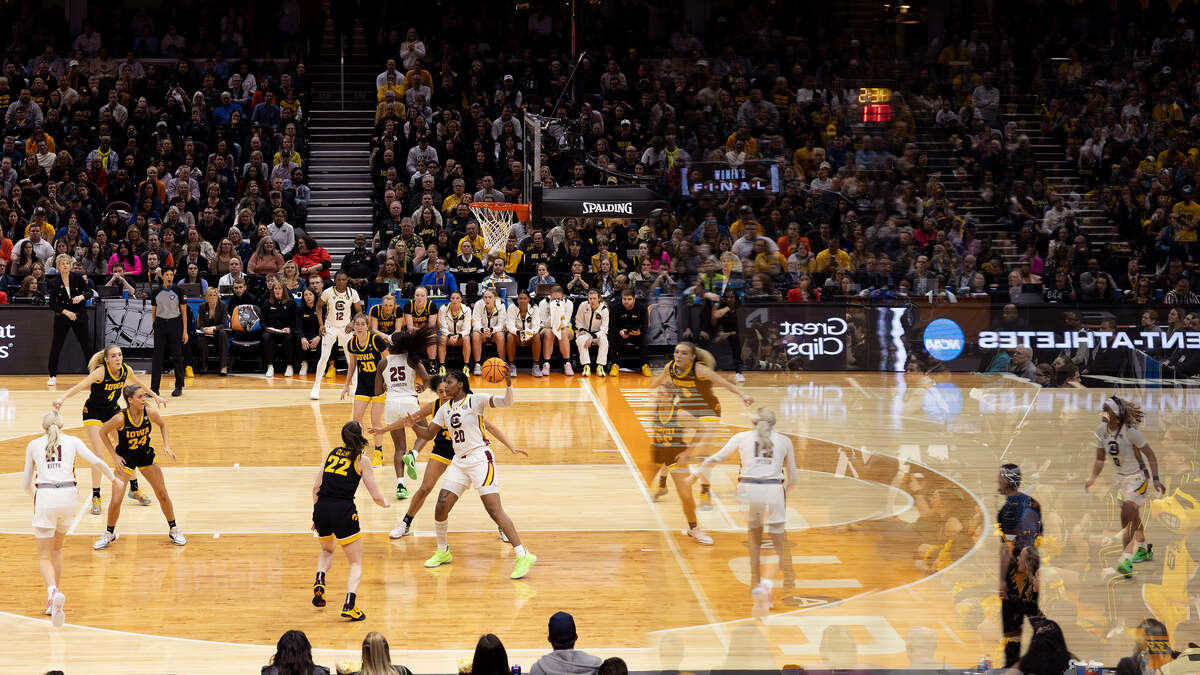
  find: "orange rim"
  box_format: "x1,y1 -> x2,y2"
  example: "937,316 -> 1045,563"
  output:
467,202 -> 531,220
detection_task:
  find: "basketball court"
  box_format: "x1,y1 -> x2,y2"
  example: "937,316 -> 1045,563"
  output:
0,371 -> 1196,672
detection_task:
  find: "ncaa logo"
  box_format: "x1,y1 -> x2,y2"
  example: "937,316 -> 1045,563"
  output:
923,318 -> 965,361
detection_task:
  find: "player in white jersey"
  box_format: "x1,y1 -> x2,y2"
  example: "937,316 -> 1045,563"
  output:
691,408 -> 797,600
471,289 -> 508,376
436,290 -> 473,377
374,325 -> 437,499
1086,395 -> 1165,577
574,289 -> 610,377
403,369 -> 537,579
21,410 -> 116,626
310,270 -> 363,400
538,284 -> 575,376
507,290 -> 543,376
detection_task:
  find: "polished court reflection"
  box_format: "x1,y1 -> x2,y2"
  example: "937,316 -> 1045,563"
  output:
0,372 -> 1196,673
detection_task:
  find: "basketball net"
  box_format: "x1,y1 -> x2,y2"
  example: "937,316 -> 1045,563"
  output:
470,204 -> 514,257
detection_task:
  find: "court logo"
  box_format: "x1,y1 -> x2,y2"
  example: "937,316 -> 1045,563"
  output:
923,318 -> 964,361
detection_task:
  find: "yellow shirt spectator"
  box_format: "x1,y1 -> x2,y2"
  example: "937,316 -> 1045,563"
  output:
499,248 -> 524,273
458,234 -> 485,255
813,246 -> 851,274
754,250 -> 788,274
442,192 -> 469,215
377,82 -> 405,103
273,149 -> 302,168
729,217 -> 760,239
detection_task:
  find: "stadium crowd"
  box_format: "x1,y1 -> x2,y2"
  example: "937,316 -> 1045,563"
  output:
1,1 -> 1198,383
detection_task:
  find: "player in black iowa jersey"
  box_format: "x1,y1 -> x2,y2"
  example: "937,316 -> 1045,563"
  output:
645,388 -> 709,542
343,313 -> 390,467
372,375 -> 520,539
404,286 -> 438,374
997,463 -> 1043,668
52,345 -> 164,514
369,293 -> 400,341
312,421 -> 389,621
648,342 -> 754,508
93,384 -> 186,550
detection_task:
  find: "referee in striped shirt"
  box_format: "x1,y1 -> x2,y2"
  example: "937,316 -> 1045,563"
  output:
150,267 -> 188,397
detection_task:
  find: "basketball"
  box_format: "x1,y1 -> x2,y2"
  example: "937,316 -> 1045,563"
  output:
481,357 -> 508,383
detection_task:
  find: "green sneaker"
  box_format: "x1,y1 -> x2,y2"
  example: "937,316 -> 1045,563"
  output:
511,552 -> 537,579
403,451 -> 418,480
424,548 -> 453,568
1117,560 -> 1133,577
1133,546 -> 1154,563
396,484 -> 410,500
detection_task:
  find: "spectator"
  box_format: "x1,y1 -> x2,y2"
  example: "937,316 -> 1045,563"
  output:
294,236 -> 333,281
341,234 -> 378,290
262,629 -> 329,675
262,280 -> 300,378
268,208 -> 296,257
249,237 -> 286,275
472,633 -> 509,675
1009,346 -> 1037,382
529,611 -> 602,675
420,257 -> 458,294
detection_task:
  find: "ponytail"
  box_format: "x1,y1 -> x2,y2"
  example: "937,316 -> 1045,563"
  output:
752,408 -> 776,455
88,345 -> 119,372
340,421 -> 368,463
42,410 -> 63,463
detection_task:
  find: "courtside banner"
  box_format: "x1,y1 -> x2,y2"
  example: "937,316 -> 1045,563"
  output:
893,302 -> 1200,374
737,304 -> 870,371
0,306 -> 100,374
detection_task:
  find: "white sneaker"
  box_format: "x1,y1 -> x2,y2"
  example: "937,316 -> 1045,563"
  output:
498,528 -> 510,543
168,526 -> 187,546
284,365 -> 294,377
509,363 -> 518,377
542,362 -> 551,376
532,365 -> 543,378
309,387 -> 320,400
735,372 -> 746,384
389,522 -> 412,539
473,363 -> 482,376
265,366 -> 275,378
44,586 -> 55,615
686,526 -> 714,545
50,590 -> 65,627
93,531 -> 118,550
46,376 -> 56,386
299,362 -> 309,376
563,362 -> 574,376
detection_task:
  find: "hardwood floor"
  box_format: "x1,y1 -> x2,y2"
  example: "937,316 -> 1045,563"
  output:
0,371 -> 1193,673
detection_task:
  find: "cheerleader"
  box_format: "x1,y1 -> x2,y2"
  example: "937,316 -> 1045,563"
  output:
22,410 -> 116,626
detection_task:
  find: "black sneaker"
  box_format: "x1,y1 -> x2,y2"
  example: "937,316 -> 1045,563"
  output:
171,388 -> 183,397
312,582 -> 326,607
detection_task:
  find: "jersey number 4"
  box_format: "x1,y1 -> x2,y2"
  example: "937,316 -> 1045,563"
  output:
325,455 -> 351,476
1108,440 -> 1121,467
388,366 -> 406,383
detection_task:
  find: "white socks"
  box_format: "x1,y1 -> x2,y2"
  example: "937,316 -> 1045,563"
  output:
514,544 -> 527,558
1122,552 -> 1133,562
435,519 -> 448,550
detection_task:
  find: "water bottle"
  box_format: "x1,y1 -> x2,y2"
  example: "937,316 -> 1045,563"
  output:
977,655 -> 990,673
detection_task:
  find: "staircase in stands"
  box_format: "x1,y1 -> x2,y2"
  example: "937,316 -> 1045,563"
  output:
302,20 -> 376,261
999,95 -> 1127,255
910,112 -> 1019,264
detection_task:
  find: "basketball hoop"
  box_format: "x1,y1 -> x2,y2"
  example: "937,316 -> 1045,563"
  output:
469,202 -> 531,256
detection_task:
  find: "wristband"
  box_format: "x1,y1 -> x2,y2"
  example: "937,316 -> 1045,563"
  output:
1153,475 -> 1160,481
